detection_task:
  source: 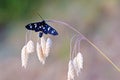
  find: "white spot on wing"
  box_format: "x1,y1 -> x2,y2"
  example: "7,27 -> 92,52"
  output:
51,30 -> 55,33
34,24 -> 37,28
48,27 -> 51,31
29,25 -> 32,29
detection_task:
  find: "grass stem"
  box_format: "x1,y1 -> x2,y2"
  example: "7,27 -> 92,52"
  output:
46,19 -> 120,72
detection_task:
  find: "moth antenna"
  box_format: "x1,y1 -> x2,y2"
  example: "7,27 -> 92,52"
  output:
37,12 -> 44,20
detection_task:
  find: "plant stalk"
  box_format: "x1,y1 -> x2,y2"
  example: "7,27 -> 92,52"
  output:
46,19 -> 120,72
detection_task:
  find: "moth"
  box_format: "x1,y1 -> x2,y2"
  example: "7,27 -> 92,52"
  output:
25,15 -> 58,37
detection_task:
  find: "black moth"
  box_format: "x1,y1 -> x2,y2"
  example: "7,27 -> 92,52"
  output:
25,20 -> 58,37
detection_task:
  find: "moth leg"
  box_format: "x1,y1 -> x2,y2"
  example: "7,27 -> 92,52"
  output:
39,32 -> 43,38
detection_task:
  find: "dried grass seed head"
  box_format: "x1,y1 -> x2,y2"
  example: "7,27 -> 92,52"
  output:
36,42 -> 46,64
41,37 -> 46,54
73,52 -> 83,76
67,60 -> 75,80
21,45 -> 29,68
26,40 -> 34,54
45,38 -> 52,57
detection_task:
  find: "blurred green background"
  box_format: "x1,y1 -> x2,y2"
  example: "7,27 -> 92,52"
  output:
0,0 -> 120,80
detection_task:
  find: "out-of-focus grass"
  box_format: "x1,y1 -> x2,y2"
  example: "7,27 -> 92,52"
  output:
58,38 -> 70,59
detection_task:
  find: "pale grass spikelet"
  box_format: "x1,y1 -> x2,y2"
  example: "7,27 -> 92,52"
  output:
21,45 -> 29,68
26,40 -> 34,53
45,38 -> 52,57
41,37 -> 46,54
67,60 -> 75,80
36,42 -> 46,64
73,52 -> 83,76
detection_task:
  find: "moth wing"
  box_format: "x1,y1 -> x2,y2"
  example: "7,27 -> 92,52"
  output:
45,24 -> 58,35
25,23 -> 36,31
34,22 -> 43,32
41,24 -> 48,34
